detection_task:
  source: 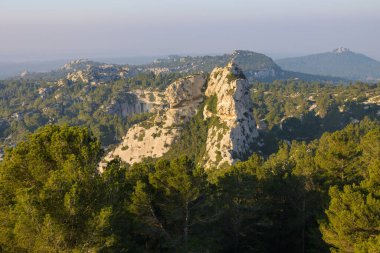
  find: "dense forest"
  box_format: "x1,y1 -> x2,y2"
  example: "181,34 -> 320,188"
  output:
0,118 -> 379,252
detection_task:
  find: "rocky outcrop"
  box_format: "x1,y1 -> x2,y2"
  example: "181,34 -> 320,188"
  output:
65,62 -> 129,84
101,74 -> 206,167
202,62 -> 258,169
101,63 -> 258,170
166,75 -> 205,108
67,70 -> 90,83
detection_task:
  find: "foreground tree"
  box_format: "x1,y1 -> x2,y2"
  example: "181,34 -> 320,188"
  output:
0,125 -> 122,252
320,177 -> 380,252
128,156 -> 211,252
320,127 -> 380,253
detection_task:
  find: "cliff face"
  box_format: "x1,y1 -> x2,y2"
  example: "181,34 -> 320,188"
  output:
101,75 -> 206,166
104,89 -> 166,117
203,62 -> 258,169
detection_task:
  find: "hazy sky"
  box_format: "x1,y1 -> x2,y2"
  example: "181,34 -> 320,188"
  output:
1,0 -> 379,61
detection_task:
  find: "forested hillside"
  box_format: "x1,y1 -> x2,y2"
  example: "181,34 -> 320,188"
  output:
1,77 -> 379,160
0,72 -> 185,151
0,119 -> 379,252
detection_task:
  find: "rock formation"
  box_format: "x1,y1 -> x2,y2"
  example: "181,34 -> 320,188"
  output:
65,61 -> 129,84
202,62 -> 258,169
101,63 -> 258,170
101,75 -> 206,167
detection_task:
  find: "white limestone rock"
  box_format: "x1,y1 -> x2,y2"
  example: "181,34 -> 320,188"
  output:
203,62 -> 258,169
101,74 -> 206,167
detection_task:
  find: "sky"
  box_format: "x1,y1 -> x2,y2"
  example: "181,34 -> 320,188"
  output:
0,0 -> 379,61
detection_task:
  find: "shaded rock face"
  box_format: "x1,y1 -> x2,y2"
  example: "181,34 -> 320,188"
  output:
203,62 -> 258,169
101,75 -> 206,167
104,90 -> 167,118
166,75 -> 205,108
103,93 -> 143,117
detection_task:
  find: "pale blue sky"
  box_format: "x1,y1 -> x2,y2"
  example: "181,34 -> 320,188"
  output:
1,0 -> 379,60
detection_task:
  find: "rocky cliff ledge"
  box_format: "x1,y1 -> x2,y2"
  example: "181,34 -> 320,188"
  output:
103,89 -> 166,118
202,62 -> 258,169
101,75 -> 206,166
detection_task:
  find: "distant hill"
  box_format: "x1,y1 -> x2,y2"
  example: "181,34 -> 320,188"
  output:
0,57 -> 160,79
276,48 -> 380,81
7,50 -> 344,83
136,50 -> 343,82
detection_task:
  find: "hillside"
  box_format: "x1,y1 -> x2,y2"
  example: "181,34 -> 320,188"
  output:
143,50 -> 342,82
277,47 -> 380,81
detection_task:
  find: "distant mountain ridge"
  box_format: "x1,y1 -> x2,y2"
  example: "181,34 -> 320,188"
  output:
276,48 -> 380,81
14,50 -> 343,83
143,50 -> 342,82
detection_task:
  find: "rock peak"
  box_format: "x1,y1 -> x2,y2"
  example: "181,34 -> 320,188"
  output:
203,64 -> 258,169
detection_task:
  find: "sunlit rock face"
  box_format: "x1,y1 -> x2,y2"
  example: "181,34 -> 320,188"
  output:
203,62 -> 258,169
100,74 -> 206,167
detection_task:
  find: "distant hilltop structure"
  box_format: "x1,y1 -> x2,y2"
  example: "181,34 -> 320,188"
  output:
333,47 -> 351,54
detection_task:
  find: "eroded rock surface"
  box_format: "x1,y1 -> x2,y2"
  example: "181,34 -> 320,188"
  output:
202,62 -> 258,169
103,89 -> 166,117
101,75 -> 206,167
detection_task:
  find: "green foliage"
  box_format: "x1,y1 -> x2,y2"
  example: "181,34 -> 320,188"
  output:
0,72 -> 187,150
319,123 -> 380,253
126,112 -> 154,127
164,102 -> 209,164
321,183 -> 380,253
205,95 -> 218,114
137,131 -> 145,141
226,72 -> 238,83
315,119 -> 379,186
251,81 -> 380,156
0,125 -> 137,252
126,156 -> 212,252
